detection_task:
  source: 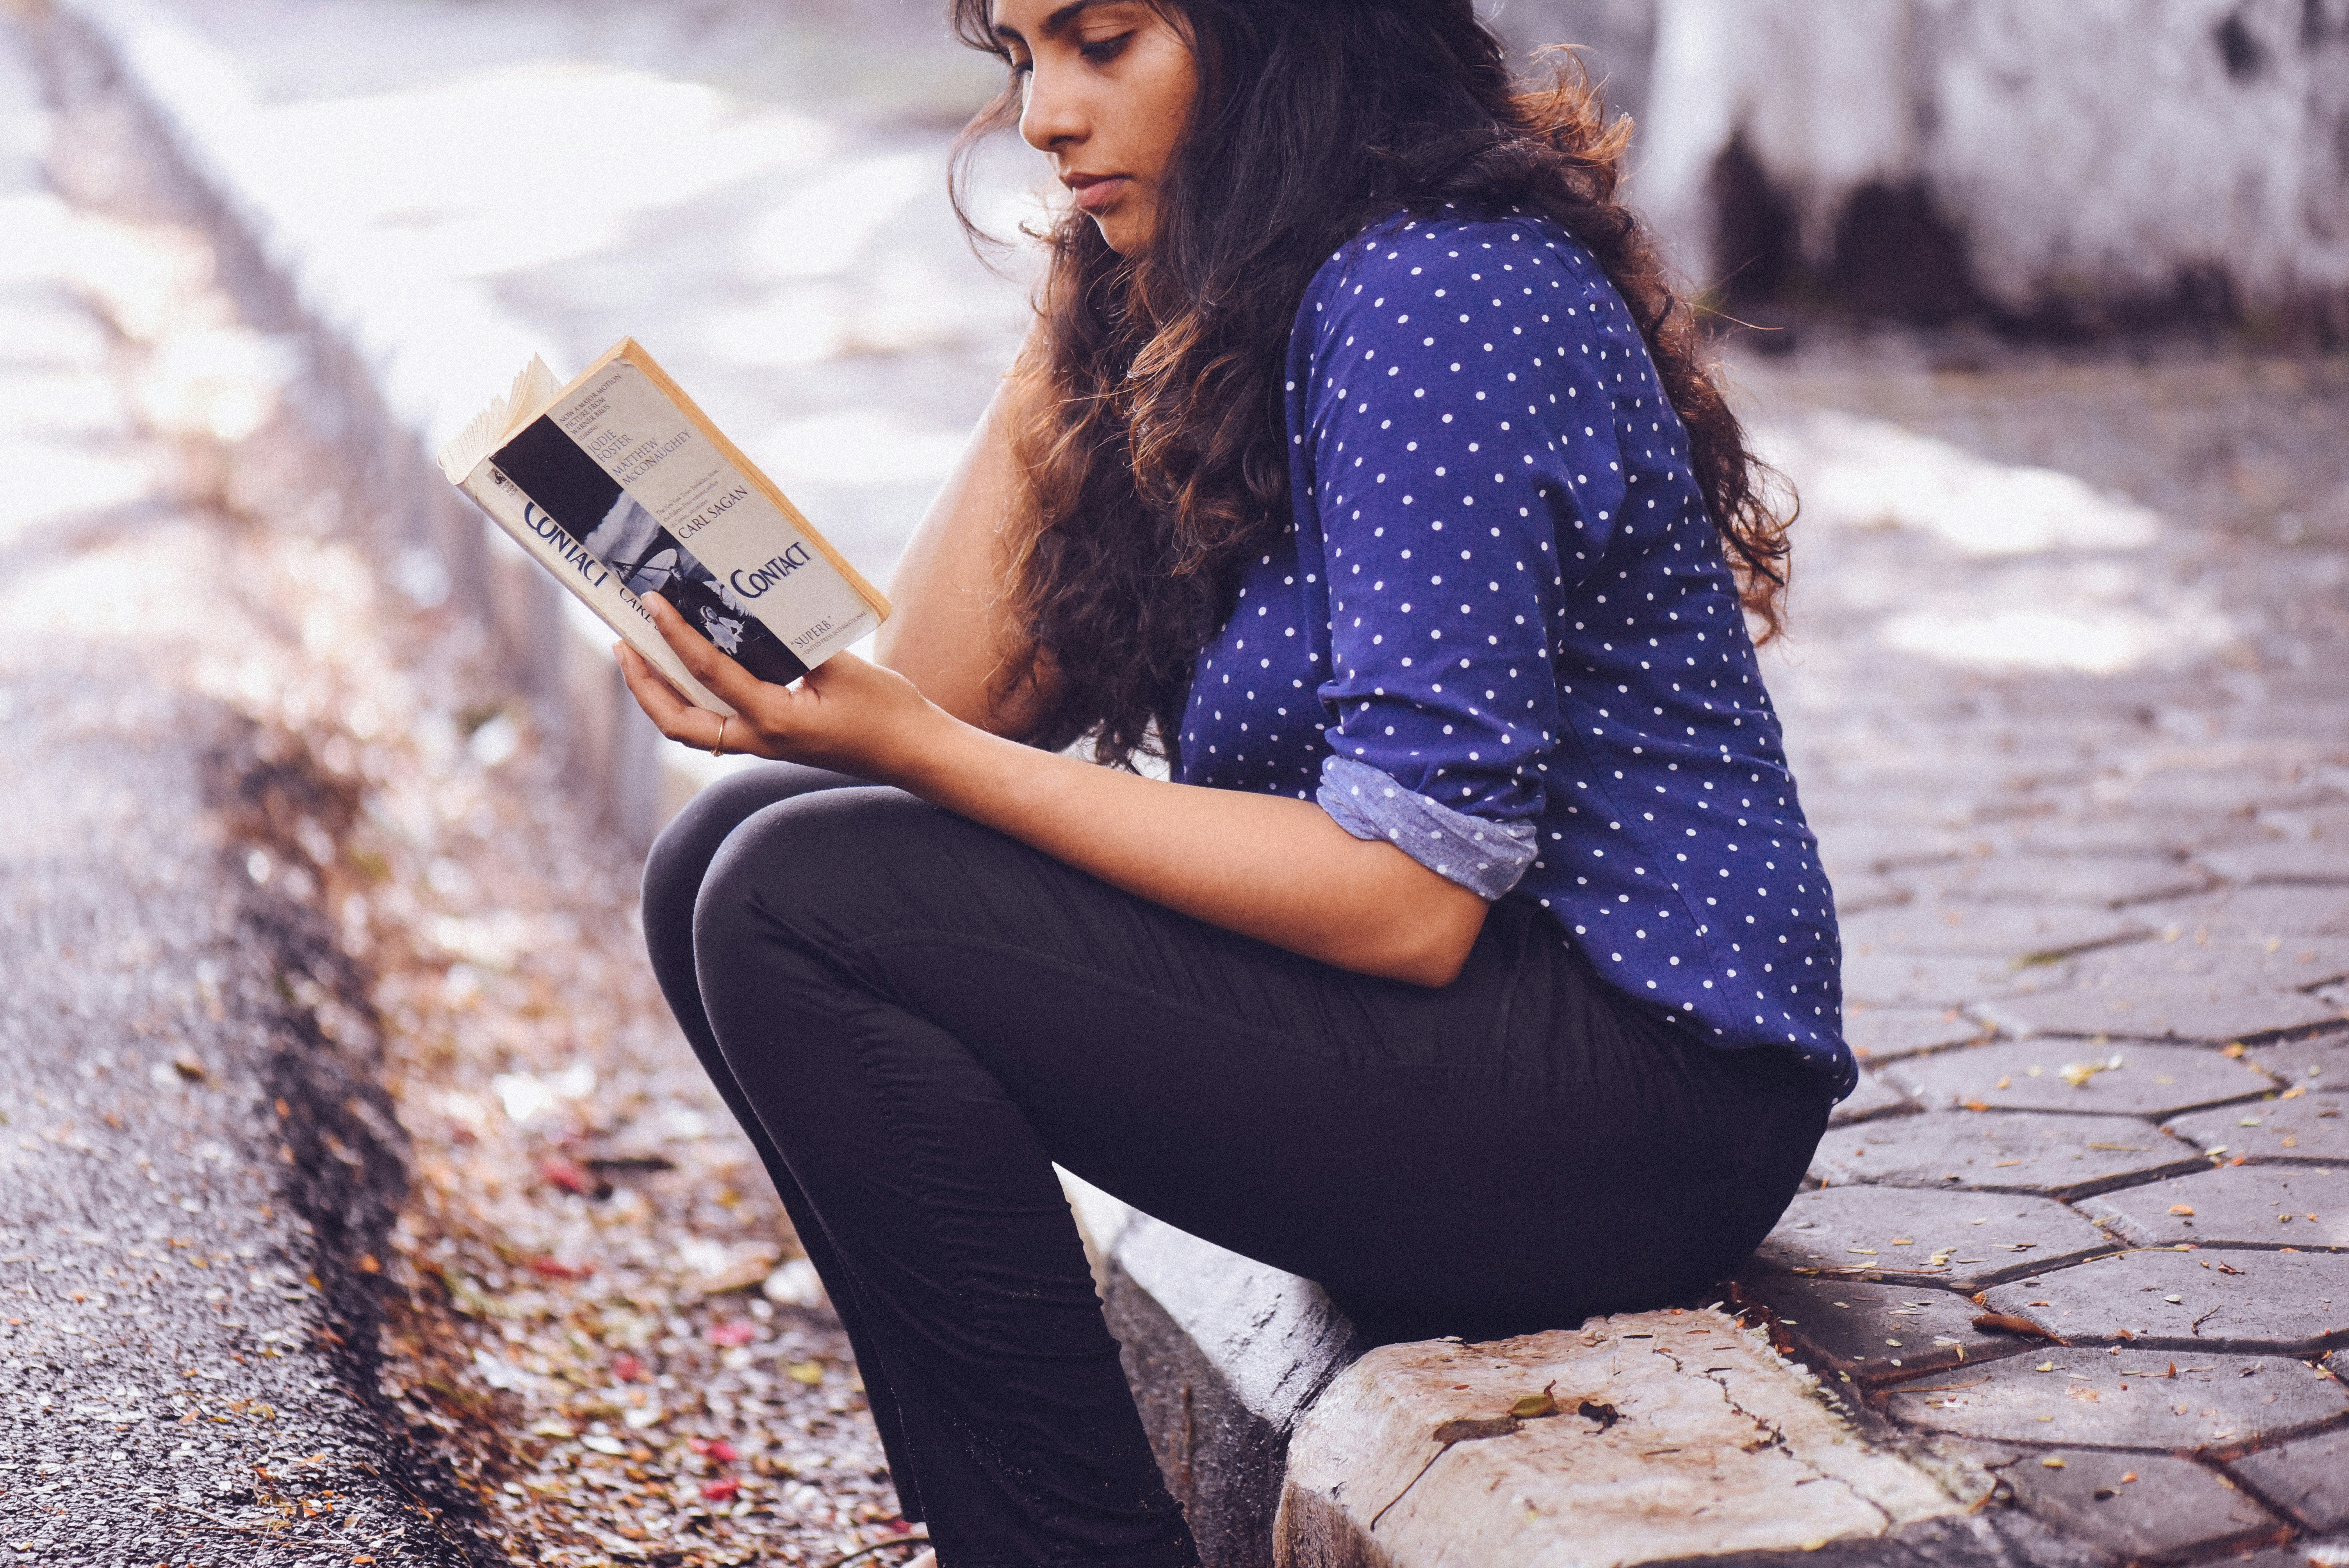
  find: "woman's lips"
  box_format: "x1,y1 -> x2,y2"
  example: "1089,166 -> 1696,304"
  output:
1065,174 -> 1130,213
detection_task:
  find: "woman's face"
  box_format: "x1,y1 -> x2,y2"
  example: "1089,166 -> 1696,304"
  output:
992,0 -> 1197,256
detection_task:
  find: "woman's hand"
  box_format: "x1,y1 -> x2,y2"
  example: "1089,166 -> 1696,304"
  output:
615,593 -> 947,785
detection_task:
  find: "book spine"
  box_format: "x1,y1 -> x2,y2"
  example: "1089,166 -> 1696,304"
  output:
457,460 -> 736,717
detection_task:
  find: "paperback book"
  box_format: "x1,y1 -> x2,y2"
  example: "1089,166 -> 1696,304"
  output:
437,339 -> 888,715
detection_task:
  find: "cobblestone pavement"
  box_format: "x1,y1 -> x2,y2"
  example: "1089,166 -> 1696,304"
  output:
1731,346 -> 2349,1564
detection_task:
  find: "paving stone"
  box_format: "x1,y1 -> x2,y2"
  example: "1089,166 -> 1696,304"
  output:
1817,825 -> 1975,880
1831,873 -> 1914,917
1882,1347 -> 2349,1452
1977,1248 -> 2349,1354
1845,950 -> 2067,1007
1811,1111 -> 2204,1199
1973,935 -> 2349,1041
1846,1004 -> 1993,1064
2200,841 -> 2349,885
2213,1539 -> 2349,1568
1888,1039 -> 2279,1117
2169,1039 -> 2349,1161
2080,1165 -> 2349,1249
1996,1451 -> 2279,1564
1923,855 -> 2210,909
2173,1033 -> 2349,1164
2133,886 -> 2349,941
1829,1070 -> 1917,1127
1756,1187 -> 2119,1292
2233,1427 -> 2349,1532
1276,1311 -> 1962,1567
1734,1275 -> 2016,1387
1841,902 -> 2150,962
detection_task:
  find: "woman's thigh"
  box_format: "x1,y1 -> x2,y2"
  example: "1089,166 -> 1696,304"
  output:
693,784 -> 1828,1336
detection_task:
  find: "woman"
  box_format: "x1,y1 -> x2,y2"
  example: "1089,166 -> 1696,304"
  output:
622,2 -> 1850,1563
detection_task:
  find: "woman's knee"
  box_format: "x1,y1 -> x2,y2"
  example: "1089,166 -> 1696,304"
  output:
691,785 -> 955,964
643,763 -> 866,929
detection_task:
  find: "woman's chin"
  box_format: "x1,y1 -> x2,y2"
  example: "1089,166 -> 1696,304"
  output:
1089,209 -> 1152,257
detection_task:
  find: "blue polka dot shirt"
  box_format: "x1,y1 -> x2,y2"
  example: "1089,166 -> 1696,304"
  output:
1174,212 -> 1852,1094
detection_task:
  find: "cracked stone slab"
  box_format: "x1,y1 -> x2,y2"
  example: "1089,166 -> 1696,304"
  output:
1829,1071 -> 1916,1127
1274,1310 -> 1962,1567
1734,1276 -> 2016,1388
1840,903 -> 2149,962
1811,1111 -> 2205,1199
1845,1005 -> 1992,1064
1995,1450 -> 2280,1564
1844,951 -> 2068,1008
2230,1428 -> 2349,1532
1756,1187 -> 2118,1292
1921,855 -> 2209,909
2079,1165 -> 2349,1249
1977,979 -> 2343,1045
1977,1248 -> 2349,1354
2170,1080 -> 2348,1164
2199,841 -> 2349,885
1882,1347 -> 2349,1452
2134,886 -> 2349,942
2168,1034 -> 2349,1163
1888,1040 -> 2278,1117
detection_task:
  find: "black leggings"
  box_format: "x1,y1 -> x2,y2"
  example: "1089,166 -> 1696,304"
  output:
642,763 -> 1830,1567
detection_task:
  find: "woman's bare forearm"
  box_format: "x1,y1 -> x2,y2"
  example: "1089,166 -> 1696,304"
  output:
889,709 -> 1489,986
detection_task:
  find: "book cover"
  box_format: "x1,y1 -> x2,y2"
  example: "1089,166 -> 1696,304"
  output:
438,340 -> 888,713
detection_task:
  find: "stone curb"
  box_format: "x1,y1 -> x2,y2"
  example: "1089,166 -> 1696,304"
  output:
38,0 -> 716,851
1063,1177 -> 1987,1568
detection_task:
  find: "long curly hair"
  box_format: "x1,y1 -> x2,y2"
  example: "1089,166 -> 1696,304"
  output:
949,0 -> 1790,766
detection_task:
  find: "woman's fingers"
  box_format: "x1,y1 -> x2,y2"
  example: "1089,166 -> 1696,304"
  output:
642,593 -> 775,717
615,644 -> 723,748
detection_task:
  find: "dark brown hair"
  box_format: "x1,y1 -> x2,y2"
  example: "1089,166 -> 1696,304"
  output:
950,0 -> 1790,766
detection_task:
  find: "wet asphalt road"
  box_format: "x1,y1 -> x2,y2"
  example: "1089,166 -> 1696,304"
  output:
0,29 -> 485,1567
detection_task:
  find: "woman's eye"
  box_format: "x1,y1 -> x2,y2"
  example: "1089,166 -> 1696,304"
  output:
1078,31 -> 1134,63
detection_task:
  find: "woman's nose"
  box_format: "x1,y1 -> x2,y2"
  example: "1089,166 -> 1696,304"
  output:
1018,64 -> 1086,153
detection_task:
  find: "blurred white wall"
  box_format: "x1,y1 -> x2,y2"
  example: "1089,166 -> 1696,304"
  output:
1490,0 -> 2349,329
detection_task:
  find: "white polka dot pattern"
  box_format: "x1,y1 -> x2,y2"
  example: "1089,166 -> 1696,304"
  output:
1174,210 -> 1851,1094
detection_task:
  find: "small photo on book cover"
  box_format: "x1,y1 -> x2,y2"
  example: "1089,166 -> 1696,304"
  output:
494,415 -> 808,687
580,494 -> 804,683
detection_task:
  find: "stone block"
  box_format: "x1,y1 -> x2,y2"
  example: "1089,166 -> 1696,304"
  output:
2168,1034 -> 2349,1164
2232,1427 -> 2349,1532
1882,1347 -> 2349,1452
1274,1311 -> 1961,1568
2078,1165 -> 2349,1249
1840,903 -> 2148,962
2199,841 -> 2349,886
1755,1187 -> 2117,1292
1888,1039 -> 2277,1117
1977,979 -> 2342,1045
1922,855 -> 2207,909
1733,1275 -> 2016,1387
2169,1043 -> 2348,1161
1829,1071 -> 1915,1127
1977,1249 -> 2349,1354
1066,1176 -> 1365,1568
1845,1005 -> 1990,1064
1810,1111 -> 2204,1200
1845,951 -> 2064,1009
1997,1450 -> 2279,1564
2134,886 -> 2349,941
